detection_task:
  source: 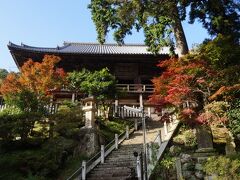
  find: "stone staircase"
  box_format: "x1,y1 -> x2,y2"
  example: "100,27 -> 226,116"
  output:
87,118 -> 164,180
87,144 -> 142,180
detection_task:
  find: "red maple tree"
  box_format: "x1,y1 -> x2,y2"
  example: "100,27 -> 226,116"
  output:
149,57 -> 216,124
1,55 -> 66,102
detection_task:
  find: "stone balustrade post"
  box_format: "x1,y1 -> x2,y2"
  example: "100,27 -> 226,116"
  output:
115,134 -> 118,149
81,160 -> 86,180
126,125 -> 129,139
101,145 -> 105,163
136,154 -> 142,180
135,119 -> 138,131
148,107 -> 151,118
164,121 -> 168,136
158,130 -> 162,147
148,142 -> 153,162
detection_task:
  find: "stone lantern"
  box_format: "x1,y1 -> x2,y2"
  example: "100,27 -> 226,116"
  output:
82,96 -> 96,128
78,96 -> 99,156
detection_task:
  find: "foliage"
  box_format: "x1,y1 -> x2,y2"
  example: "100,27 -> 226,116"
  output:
0,110 -> 42,141
89,0 -> 239,55
97,118 -> 132,141
6,89 -> 41,113
67,68 -> 90,92
203,155 -> 240,180
0,136 -> 82,179
0,55 -> 66,112
88,0 -> 189,55
188,0 -> 240,43
199,35 -> 240,69
80,68 -> 117,101
160,152 -> 176,170
49,103 -> 84,138
228,99 -> 240,136
173,128 -> 197,147
196,101 -> 230,125
68,68 -> 117,119
149,57 -> 215,124
0,68 -> 8,81
68,68 -> 117,101
151,151 -> 176,180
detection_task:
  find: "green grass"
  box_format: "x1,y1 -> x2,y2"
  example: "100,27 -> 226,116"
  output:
98,118 -> 133,141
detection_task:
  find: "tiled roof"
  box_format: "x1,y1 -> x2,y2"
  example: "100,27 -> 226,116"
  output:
8,42 -> 171,55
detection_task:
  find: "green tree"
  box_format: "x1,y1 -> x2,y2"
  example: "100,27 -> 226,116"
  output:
88,0 -> 240,56
188,0 -> 240,44
89,0 -> 189,56
0,69 -> 8,80
68,68 -> 117,119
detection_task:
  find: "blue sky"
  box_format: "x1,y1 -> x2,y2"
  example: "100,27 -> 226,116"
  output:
0,0 -> 210,72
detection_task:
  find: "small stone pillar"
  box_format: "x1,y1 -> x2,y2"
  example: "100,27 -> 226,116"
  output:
82,96 -> 96,128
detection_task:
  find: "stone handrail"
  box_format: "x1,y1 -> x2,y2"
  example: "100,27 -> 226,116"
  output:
67,120 -> 140,180
147,116 -> 180,179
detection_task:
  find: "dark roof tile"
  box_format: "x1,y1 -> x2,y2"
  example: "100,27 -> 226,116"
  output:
8,42 -> 172,55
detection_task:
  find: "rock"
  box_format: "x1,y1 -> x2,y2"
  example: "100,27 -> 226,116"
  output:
195,171 -> 204,179
225,141 -> 236,155
189,175 -> 198,180
236,134 -> 240,140
204,175 -> 217,180
183,171 -> 192,179
181,153 -> 192,163
195,163 -> 203,171
182,162 -> 195,171
197,157 -> 208,163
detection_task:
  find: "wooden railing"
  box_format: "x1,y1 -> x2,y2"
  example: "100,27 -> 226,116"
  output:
116,84 -> 154,93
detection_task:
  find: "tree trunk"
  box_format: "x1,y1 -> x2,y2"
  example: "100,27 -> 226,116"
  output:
172,4 -> 189,56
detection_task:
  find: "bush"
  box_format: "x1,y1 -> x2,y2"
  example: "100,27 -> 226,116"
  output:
49,104 -> 84,138
228,99 -> 240,136
173,127 -> 197,148
199,35 -> 240,69
203,155 -> 240,180
0,136 -> 79,179
0,110 -> 42,141
97,118 -> 132,141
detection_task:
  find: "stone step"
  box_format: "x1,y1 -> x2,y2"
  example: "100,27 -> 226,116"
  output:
87,176 -> 129,180
88,170 -> 132,178
86,119 -> 164,179
98,162 -> 135,166
94,164 -> 135,169
105,159 -> 136,163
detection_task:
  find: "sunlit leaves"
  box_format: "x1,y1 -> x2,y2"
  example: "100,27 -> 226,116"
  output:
0,55 -> 66,111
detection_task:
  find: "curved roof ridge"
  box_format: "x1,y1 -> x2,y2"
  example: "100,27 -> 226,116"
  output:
8,41 -> 71,50
8,41 -> 172,55
63,41 -> 147,47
